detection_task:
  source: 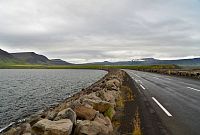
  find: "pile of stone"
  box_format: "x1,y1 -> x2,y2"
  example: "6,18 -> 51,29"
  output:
139,69 -> 200,79
4,70 -> 125,135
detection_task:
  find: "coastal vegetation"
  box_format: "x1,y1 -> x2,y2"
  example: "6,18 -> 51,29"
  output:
1,63 -> 199,79
0,64 -> 178,69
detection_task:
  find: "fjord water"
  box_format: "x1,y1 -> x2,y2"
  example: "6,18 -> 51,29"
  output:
0,69 -> 106,129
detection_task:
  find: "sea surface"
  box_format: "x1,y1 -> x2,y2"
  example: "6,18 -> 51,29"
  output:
0,69 -> 106,129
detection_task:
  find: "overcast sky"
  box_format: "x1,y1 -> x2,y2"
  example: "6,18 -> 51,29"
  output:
0,0 -> 200,63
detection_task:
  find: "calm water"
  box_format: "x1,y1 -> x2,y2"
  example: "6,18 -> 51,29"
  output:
0,69 -> 106,129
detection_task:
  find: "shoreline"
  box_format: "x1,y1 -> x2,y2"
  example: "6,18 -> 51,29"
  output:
1,69 -> 170,135
0,69 -> 107,131
2,69 -> 131,135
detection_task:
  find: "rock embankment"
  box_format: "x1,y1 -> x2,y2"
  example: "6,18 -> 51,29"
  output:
138,69 -> 200,79
3,69 -> 135,135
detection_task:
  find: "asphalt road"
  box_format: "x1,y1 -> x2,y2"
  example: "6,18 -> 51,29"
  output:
124,69 -> 200,135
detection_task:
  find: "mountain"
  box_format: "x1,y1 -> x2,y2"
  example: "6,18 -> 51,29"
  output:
89,57 -> 200,66
158,58 -> 200,66
88,61 -> 113,65
11,52 -> 72,65
0,49 -> 13,59
1,48 -> 199,66
0,49 -> 20,64
11,52 -> 50,64
0,48 -> 72,65
50,59 -> 72,65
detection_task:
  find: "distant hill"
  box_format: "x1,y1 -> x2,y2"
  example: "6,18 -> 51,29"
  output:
0,49 -> 13,59
158,58 -> 200,66
0,49 -> 21,64
50,59 -> 72,65
11,52 -> 72,65
88,58 -> 200,67
0,48 -> 72,65
11,52 -> 51,64
1,48 -> 200,66
131,58 -> 200,66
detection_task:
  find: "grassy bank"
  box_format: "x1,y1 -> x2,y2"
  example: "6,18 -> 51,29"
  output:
0,64 -> 178,70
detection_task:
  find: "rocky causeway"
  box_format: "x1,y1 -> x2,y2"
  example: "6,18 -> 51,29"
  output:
1,69 -> 133,135
1,69 -> 170,135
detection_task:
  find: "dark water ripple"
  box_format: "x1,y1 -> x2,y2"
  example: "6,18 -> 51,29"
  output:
0,69 -> 106,129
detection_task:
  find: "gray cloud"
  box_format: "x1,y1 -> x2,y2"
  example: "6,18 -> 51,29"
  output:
0,0 -> 200,63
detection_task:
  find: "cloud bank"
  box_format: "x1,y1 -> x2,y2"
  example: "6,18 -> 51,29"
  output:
0,0 -> 200,63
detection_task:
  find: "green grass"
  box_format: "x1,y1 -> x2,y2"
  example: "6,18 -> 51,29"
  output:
0,64 -> 179,69
104,107 -> 115,120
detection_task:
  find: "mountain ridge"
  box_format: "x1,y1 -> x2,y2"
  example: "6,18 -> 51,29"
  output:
87,57 -> 200,66
0,49 -> 72,65
1,48 -> 200,66
0,49 -> 21,64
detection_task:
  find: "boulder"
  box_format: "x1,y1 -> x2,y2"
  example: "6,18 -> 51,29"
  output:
69,99 -> 82,109
46,111 -> 58,120
105,79 -> 121,90
82,99 -> 113,113
92,87 -> 102,92
74,119 -> 113,135
98,82 -> 106,89
22,133 -> 31,135
108,90 -> 120,103
94,115 -> 113,133
54,108 -> 76,124
4,128 -> 17,135
96,90 -> 118,104
93,101 -> 114,113
26,114 -> 43,126
74,120 -> 100,135
80,92 -> 102,101
32,119 -> 73,135
21,123 -> 31,134
74,105 -> 96,120
82,102 -> 93,109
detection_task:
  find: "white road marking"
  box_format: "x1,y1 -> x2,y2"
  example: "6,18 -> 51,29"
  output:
165,78 -> 171,80
187,87 -> 200,92
135,74 -> 141,78
153,77 -> 160,80
140,84 -> 146,90
152,97 -> 173,117
135,79 -> 142,83
180,82 -> 190,85
138,80 -> 142,83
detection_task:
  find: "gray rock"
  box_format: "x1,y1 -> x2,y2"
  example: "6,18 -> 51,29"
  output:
26,114 -> 43,126
32,119 -> 73,135
106,79 -> 121,90
47,111 -> 58,120
80,92 -> 102,101
69,99 -> 81,109
74,105 -> 97,120
82,98 -> 113,113
94,115 -> 113,132
21,123 -> 31,134
54,108 -> 76,124
74,118 -> 113,135
3,128 -> 17,135
22,133 -> 31,135
96,90 -> 118,104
